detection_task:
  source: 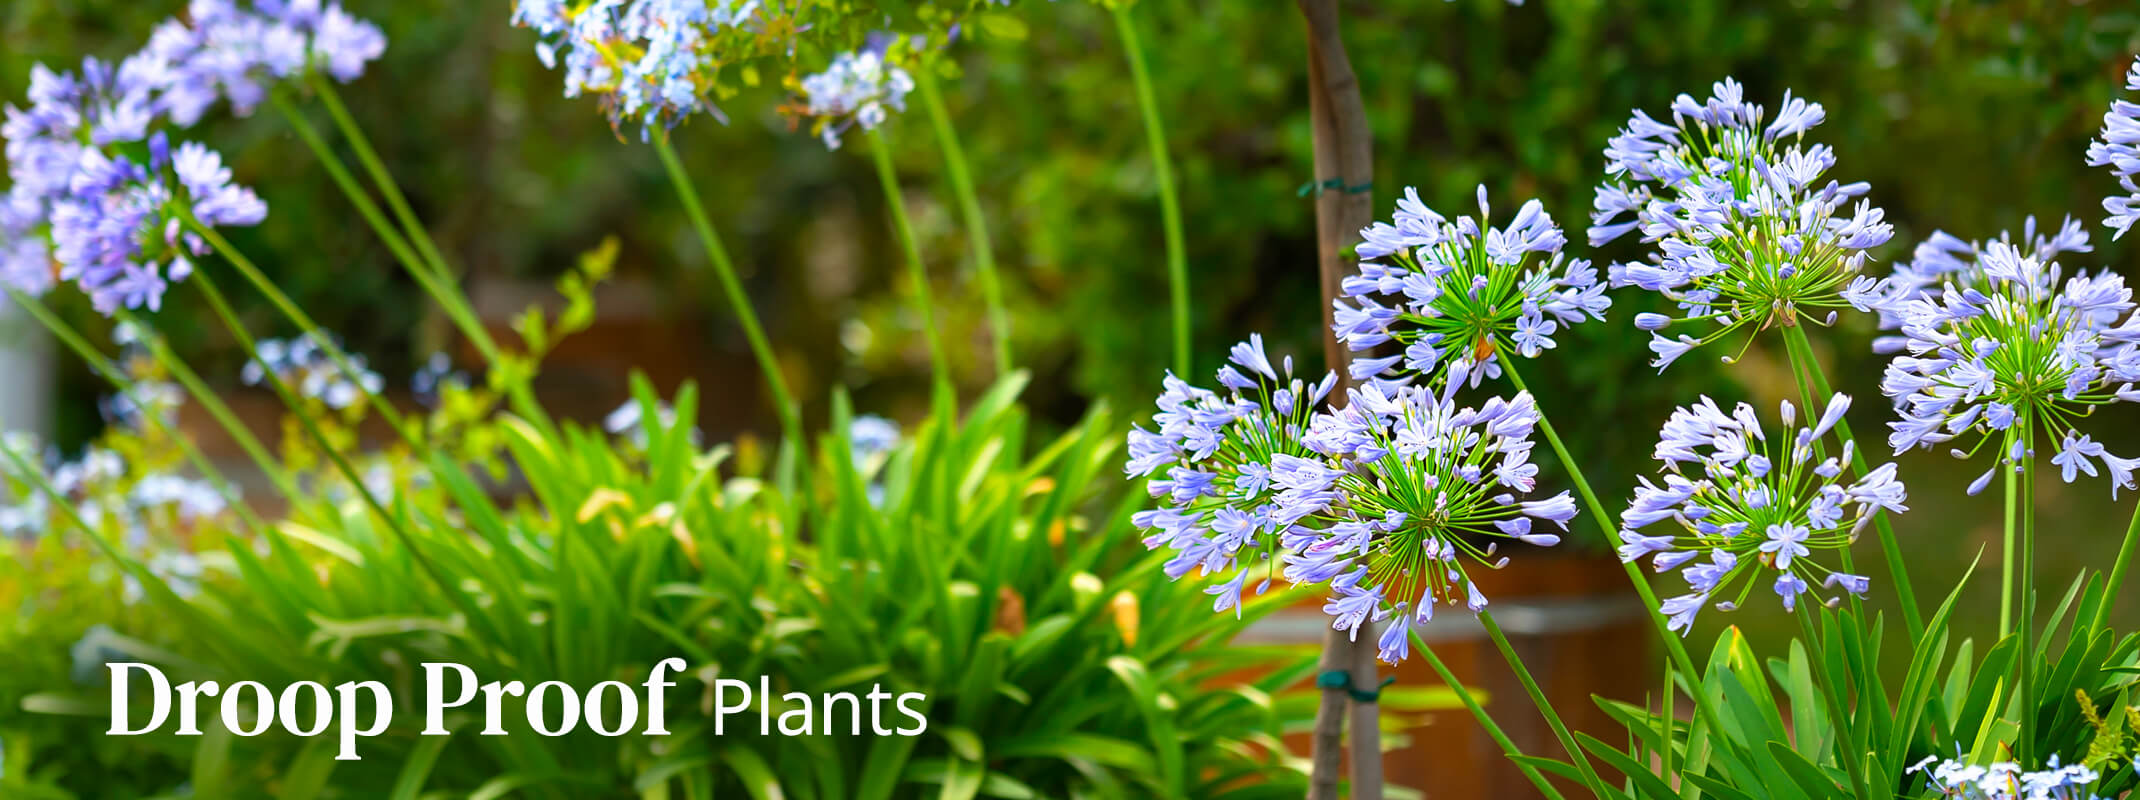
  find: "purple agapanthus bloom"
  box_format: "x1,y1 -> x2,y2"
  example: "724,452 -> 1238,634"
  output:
1877,238 -> 2140,497
242,330 -> 383,409
511,0 -> 760,136
1126,334 -> 1338,621
3,56 -> 267,313
1286,384 -> 1572,662
796,47 -> 915,150
1337,185 -> 1603,389
1,1 -> 380,312
145,0 -> 388,123
2087,56 -> 2140,239
1623,392 -> 1904,632
1850,216 -> 2092,350
1592,78 -> 1892,371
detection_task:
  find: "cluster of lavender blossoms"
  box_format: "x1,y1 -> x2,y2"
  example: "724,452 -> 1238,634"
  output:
1294,383 -> 1576,663
1125,337 -> 1335,613
2087,56 -> 2140,239
1127,333 -> 1577,664
510,0 -> 763,135
241,332 -> 385,410
1336,185 -> 1607,388
1,0 -> 386,314
796,45 -> 915,150
1908,755 -> 2119,800
1619,393 -> 1905,633
1869,237 -> 2140,497
1590,78 -> 1894,371
1860,216 -> 2092,345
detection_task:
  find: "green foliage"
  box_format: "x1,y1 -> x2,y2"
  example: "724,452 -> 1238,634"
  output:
1568,566 -> 2140,799
7,368 -> 1310,797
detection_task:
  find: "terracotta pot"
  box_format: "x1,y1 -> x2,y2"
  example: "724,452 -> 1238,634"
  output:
1236,553 -> 1650,798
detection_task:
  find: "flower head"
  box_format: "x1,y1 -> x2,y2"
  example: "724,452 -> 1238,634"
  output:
2087,56 -> 2140,239
242,331 -> 382,410
1126,334 -> 1338,620
1877,239 -> 2140,497
793,46 -> 914,150
1623,393 -> 1904,632
512,0 -> 762,135
1592,79 -> 1891,371
1908,754 -> 2106,800
1338,185 -> 1602,388
1854,216 -> 2092,349
1282,385 -> 1571,649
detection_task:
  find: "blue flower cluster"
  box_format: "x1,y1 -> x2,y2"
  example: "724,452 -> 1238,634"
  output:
241,331 -> 385,410
797,46 -> 916,150
1620,393 -> 1902,633
1126,336 -> 1338,616
1908,754 -> 2119,800
1296,383 -> 1576,663
511,0 -> 763,135
1869,237 -> 2140,497
1336,185 -> 1607,389
1590,78 -> 1893,372
2087,56 -> 2140,239
2,0 -> 387,314
1127,332 -> 1577,664
1862,217 -> 2092,350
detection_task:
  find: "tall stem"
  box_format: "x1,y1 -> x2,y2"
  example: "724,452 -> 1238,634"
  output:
1479,611 -> 1613,798
1779,329 -> 1863,624
651,132 -> 804,450
2018,416 -> 2037,764
184,218 -> 418,446
310,78 -> 456,285
1780,325 -> 1925,640
1410,629 -> 1569,800
868,127 -> 957,420
1112,4 -> 1191,378
1498,354 -> 1739,759
914,67 -> 1012,377
2001,431 -> 2018,637
273,94 -> 497,364
282,89 -> 553,433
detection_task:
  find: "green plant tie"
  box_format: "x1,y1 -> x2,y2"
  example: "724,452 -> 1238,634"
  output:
1297,177 -> 1372,197
1317,670 -> 1394,703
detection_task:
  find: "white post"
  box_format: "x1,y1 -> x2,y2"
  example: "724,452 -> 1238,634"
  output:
0,300 -> 54,436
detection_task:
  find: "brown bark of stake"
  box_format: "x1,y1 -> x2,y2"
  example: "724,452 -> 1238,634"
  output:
1297,1 -> 1381,799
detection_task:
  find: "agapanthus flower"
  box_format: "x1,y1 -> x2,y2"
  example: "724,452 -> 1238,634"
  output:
1853,216 -> 2092,347
794,46 -> 915,150
1907,754 -> 2112,800
1592,78 -> 1892,371
1287,383 -> 1573,663
511,0 -> 762,135
1622,393 -> 1905,634
144,0 -> 388,123
850,414 -> 900,465
2087,56 -> 2140,239
37,130 -> 263,313
1337,185 -> 1604,389
1878,240 -> 2140,497
1125,334 -> 1338,622
242,331 -> 382,410
0,4 -> 333,315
